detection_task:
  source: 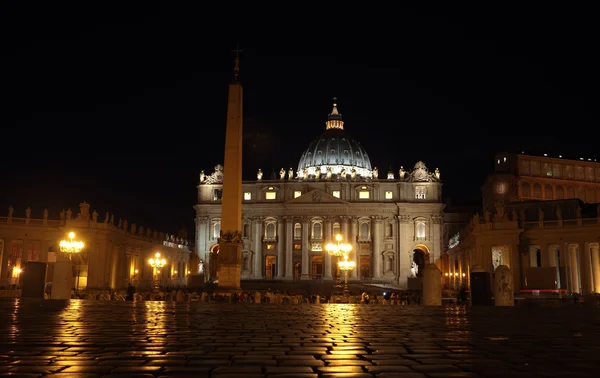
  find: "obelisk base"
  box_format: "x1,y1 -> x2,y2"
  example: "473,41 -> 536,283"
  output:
217,242 -> 241,291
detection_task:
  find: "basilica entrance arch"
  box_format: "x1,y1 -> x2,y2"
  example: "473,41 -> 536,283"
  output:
209,244 -> 219,280
412,244 -> 430,278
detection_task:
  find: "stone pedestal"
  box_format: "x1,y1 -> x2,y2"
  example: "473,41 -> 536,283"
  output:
422,263 -> 442,306
217,242 -> 241,291
52,253 -> 73,300
21,261 -> 47,298
494,265 -> 514,306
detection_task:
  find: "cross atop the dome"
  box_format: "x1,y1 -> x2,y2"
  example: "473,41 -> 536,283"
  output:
326,96 -> 344,130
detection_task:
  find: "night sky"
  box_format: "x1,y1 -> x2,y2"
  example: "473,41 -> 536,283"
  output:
1,3 -> 598,236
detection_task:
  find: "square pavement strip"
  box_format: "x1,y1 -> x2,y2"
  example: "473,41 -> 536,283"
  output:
0,299 -> 599,377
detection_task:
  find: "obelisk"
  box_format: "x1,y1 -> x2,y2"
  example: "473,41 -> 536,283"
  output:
217,46 -> 243,290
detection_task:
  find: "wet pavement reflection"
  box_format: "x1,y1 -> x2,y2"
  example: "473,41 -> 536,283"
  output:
0,298 -> 599,377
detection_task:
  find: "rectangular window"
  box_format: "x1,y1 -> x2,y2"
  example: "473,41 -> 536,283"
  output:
294,243 -> 302,250
385,191 -> 393,199
332,190 -> 340,198
244,192 -> 252,200
294,191 -> 302,198
359,191 -> 370,199
415,187 -> 426,199
265,192 -> 276,200
213,189 -> 223,201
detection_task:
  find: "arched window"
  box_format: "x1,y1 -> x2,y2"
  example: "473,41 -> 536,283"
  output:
359,222 -> 369,239
333,222 -> 341,236
416,221 -> 426,240
213,221 -> 221,239
243,223 -> 250,238
266,223 -> 275,239
294,223 -> 301,239
312,222 -> 322,240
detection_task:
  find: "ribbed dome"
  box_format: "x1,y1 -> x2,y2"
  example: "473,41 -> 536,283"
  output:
297,99 -> 372,178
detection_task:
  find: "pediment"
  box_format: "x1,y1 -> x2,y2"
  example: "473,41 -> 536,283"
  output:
285,189 -> 348,205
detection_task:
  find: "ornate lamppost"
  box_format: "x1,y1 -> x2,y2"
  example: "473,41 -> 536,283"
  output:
338,254 -> 356,300
325,234 -> 352,295
148,252 -> 166,290
59,232 -> 85,290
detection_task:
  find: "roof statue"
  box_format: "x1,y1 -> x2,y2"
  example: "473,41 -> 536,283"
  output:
203,164 -> 224,184
405,161 -> 440,182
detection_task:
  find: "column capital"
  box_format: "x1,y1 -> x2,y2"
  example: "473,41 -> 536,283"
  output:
283,215 -> 294,222
372,215 -> 383,223
252,216 -> 263,222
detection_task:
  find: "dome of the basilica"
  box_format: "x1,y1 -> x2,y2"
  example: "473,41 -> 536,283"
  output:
297,99 -> 372,178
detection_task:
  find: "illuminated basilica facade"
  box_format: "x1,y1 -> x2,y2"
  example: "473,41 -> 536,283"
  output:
194,100 -> 445,288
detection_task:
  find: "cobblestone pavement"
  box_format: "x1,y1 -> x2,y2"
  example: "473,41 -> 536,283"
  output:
1,299 -> 599,377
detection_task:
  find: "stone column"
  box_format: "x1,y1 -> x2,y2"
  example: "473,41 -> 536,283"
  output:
351,217 -> 359,278
342,216 -> 349,241
590,243 -> 600,293
398,215 -> 411,288
324,217 -> 332,280
422,263 -> 442,306
494,265 -> 514,306
276,218 -> 284,278
508,244 -> 521,293
579,242 -> 593,294
569,243 -> 579,294
285,216 -> 293,280
372,216 -> 382,279
301,218 -> 310,279
253,217 -> 263,279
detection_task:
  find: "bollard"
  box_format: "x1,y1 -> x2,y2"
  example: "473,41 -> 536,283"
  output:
493,265 -> 514,306
316,295 -> 320,304
254,291 -> 261,304
422,263 -> 442,306
176,290 -> 186,302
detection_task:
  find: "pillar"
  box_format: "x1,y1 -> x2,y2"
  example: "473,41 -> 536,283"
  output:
285,216 -> 293,280
569,244 -> 579,294
494,265 -> 514,306
590,243 -> 600,293
301,218 -> 310,279
276,218 -> 284,278
372,216 -> 382,278
324,217 -> 332,280
580,242 -> 593,294
422,263 -> 442,306
253,217 -> 263,279
351,217 -> 358,278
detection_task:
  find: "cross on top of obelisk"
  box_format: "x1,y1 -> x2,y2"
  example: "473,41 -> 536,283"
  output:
232,45 -> 243,82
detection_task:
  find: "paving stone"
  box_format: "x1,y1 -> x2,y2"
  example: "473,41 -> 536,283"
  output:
1,299 -> 600,375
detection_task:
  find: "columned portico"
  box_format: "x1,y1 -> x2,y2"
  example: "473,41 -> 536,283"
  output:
350,217 -> 358,278
372,216 -> 382,279
323,217 -> 332,280
253,217 -> 263,279
276,218 -> 284,278
284,216 -> 293,280
301,218 -> 310,279
591,243 -> 600,293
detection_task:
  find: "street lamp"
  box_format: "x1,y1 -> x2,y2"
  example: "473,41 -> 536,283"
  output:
325,234 -> 352,295
59,231 -> 85,290
149,252 -> 166,289
338,254 -> 356,300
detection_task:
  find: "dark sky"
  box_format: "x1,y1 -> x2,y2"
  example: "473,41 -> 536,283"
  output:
1,3 -> 598,236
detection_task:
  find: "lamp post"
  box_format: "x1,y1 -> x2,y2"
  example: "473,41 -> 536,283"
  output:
338,254 -> 356,300
149,252 -> 166,290
325,234 -> 352,296
59,232 -> 85,291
